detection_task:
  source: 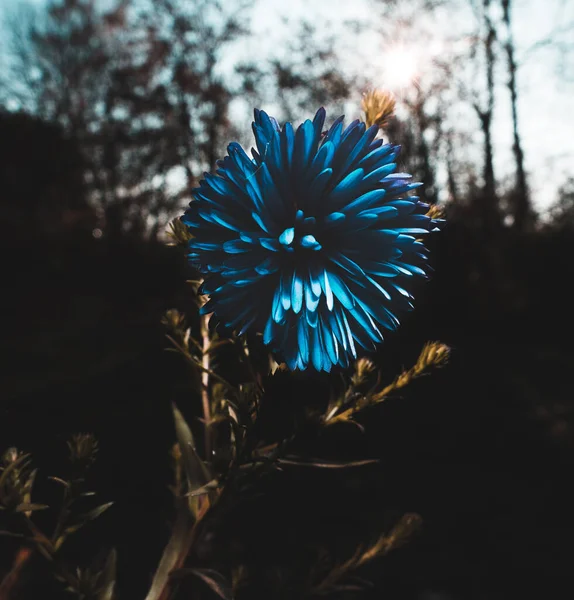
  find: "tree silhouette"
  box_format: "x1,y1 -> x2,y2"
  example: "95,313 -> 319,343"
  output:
2,0 -> 254,241
0,110 -> 92,243
548,177 -> 574,231
500,0 -> 531,231
467,0 -> 501,232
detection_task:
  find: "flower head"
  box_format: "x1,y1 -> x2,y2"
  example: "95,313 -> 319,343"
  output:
182,108 -> 442,371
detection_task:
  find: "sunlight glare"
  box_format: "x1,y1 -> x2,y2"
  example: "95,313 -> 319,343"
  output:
382,46 -> 419,90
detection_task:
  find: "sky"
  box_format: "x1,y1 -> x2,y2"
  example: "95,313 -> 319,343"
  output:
244,0 -> 574,213
1,0 -> 573,213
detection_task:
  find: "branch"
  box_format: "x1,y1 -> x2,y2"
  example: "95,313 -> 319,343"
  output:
517,21 -> 574,68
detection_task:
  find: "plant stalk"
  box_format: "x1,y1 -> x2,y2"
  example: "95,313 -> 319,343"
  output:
200,313 -> 212,461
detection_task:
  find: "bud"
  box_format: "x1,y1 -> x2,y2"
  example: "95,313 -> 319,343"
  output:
166,217 -> 193,246
0,448 -> 34,510
2,447 -> 19,466
425,204 -> 444,220
161,308 -> 186,332
362,89 -> 396,129
67,433 -> 98,470
352,357 -> 376,386
417,342 -> 450,372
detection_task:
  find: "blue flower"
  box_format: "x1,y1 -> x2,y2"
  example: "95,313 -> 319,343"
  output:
182,108 -> 442,372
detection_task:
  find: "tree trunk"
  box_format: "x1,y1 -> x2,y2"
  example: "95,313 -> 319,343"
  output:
474,0 -> 501,232
446,134 -> 459,205
413,96 -> 438,205
501,0 -> 531,231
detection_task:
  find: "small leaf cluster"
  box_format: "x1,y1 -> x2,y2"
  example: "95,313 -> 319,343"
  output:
0,435 -> 115,600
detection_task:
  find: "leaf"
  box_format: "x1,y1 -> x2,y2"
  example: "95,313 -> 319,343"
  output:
96,548 -> 117,600
355,513 -> 422,568
185,479 -> 219,498
224,401 -> 240,424
381,512 -> 422,553
172,404 -> 211,493
48,476 -> 71,488
189,568 -> 233,599
330,584 -> 369,593
15,503 -> 49,512
0,453 -> 31,490
277,456 -> 379,469
64,502 -> 113,535
144,499 -> 191,600
0,530 -> 25,538
21,468 -> 38,496
185,279 -> 204,287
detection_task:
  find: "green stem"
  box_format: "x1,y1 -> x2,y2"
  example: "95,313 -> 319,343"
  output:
200,313 -> 212,461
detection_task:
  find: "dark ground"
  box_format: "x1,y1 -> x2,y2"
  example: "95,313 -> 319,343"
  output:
1,224 -> 573,599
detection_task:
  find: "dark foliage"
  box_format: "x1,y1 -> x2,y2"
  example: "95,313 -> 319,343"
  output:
1,210 -> 574,598
0,111 -> 93,242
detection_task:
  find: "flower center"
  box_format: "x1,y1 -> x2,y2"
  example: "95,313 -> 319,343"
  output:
278,211 -> 322,252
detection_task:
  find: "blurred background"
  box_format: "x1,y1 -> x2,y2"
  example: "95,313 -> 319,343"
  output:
1,0 -> 573,598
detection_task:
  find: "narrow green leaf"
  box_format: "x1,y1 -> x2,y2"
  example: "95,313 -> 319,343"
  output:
332,583 -> 370,593
96,548 -> 117,600
144,499 -> 191,600
22,469 -> 38,495
64,502 -> 113,534
48,476 -> 70,488
185,479 -> 219,498
172,403 -> 211,492
0,530 -> 25,538
277,456 -> 379,469
189,568 -> 233,599
0,453 -> 31,489
81,501 -> 114,522
15,503 -> 49,513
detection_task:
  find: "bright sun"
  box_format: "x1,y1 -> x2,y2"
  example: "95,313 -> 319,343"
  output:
382,46 -> 419,90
